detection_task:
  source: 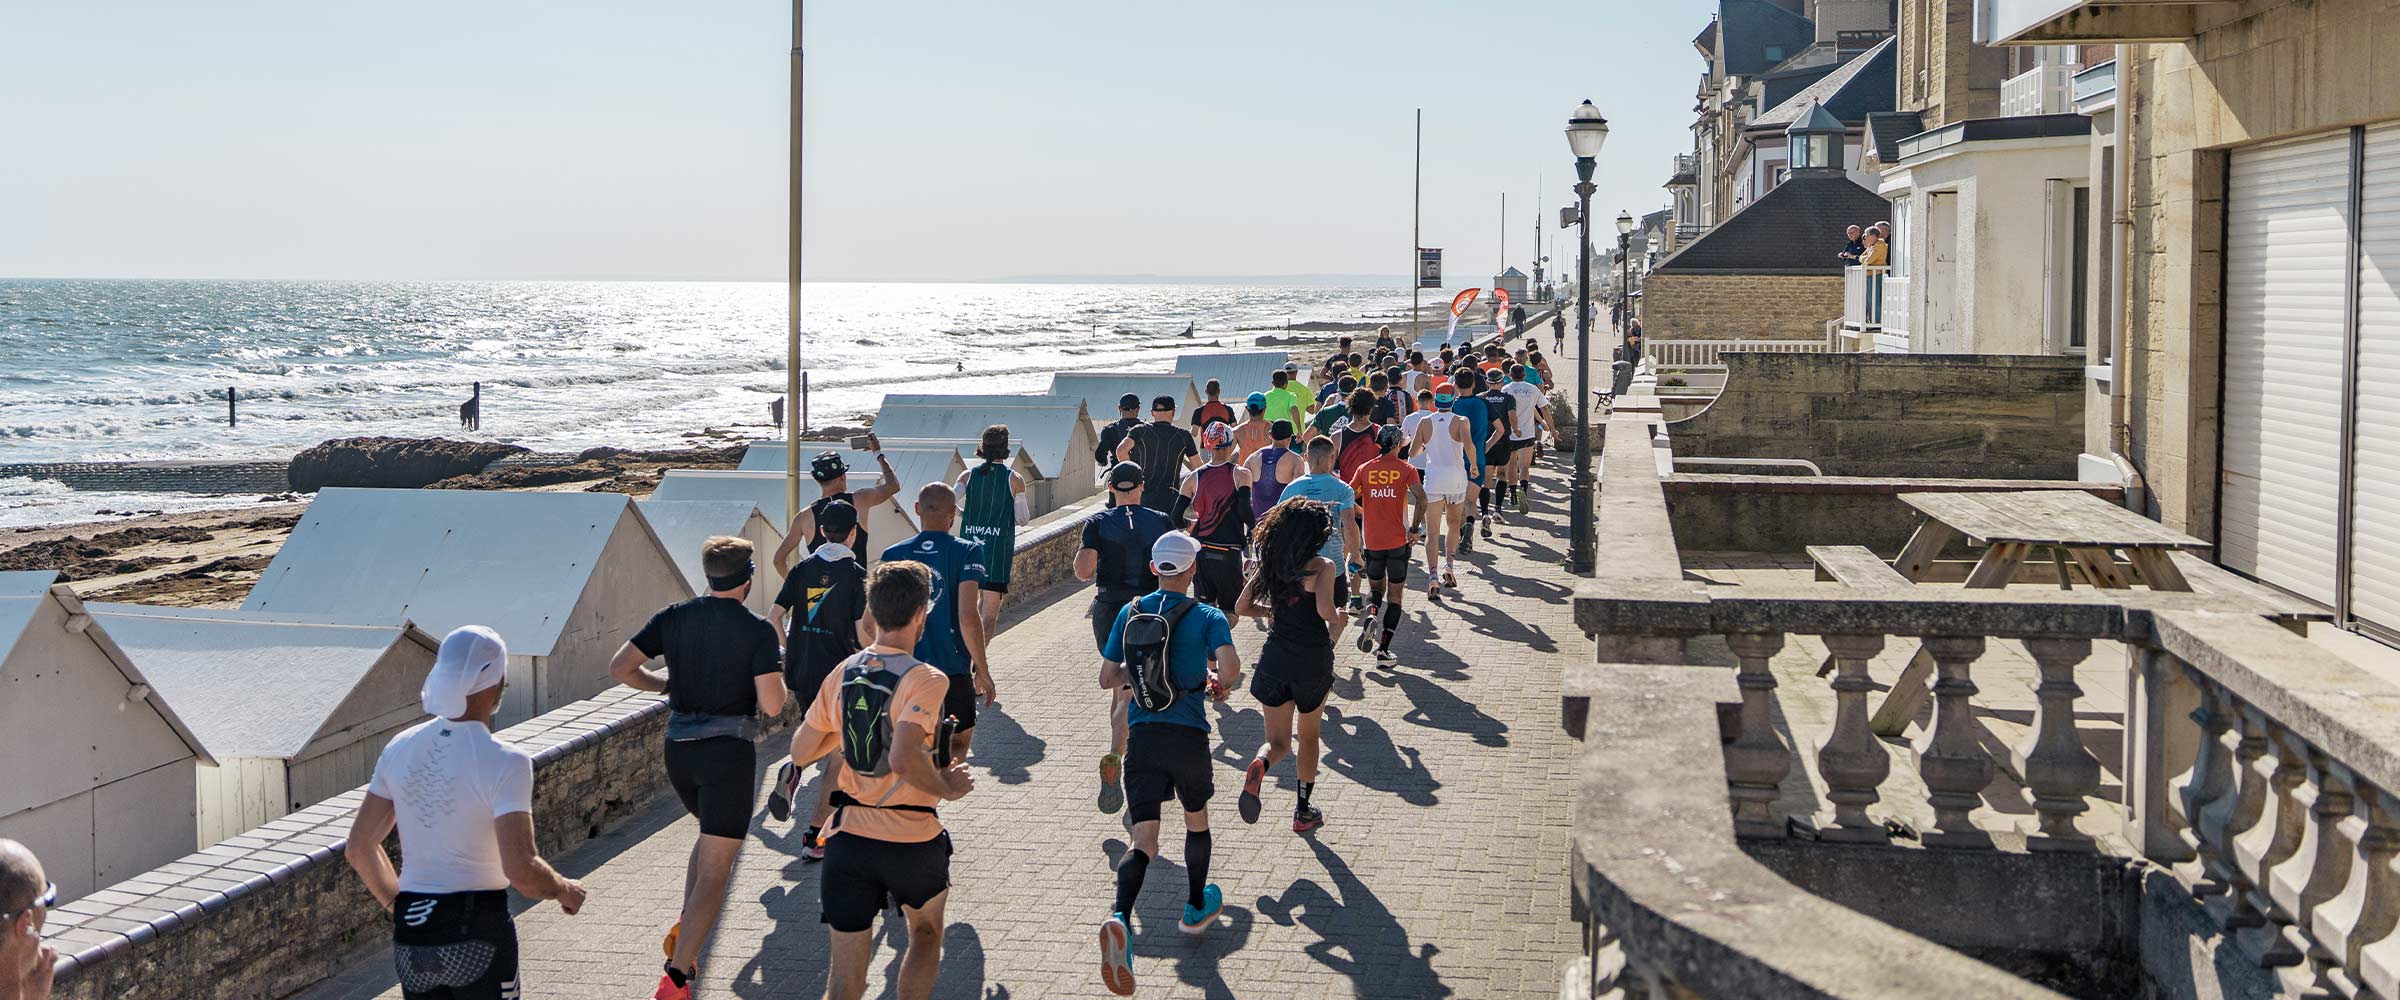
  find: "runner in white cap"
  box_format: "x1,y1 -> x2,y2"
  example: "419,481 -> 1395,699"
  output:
344,626 -> 586,1000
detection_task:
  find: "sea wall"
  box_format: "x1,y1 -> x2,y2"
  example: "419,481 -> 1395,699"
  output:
41,503 -> 1092,1000
1666,353 -> 2085,479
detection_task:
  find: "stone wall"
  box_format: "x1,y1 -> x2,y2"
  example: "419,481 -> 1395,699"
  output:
1641,273 -> 1846,342
1666,475 -> 2125,554
42,508 -> 1092,1000
1667,353 -> 2085,479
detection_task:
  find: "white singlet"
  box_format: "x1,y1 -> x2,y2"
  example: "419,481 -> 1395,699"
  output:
367,718 -> 536,894
1502,381 -> 1545,442
1400,411 -> 1432,469
1418,411 -> 1469,495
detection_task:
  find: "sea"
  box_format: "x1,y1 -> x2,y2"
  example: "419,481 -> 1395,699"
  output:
0,278 -> 1418,527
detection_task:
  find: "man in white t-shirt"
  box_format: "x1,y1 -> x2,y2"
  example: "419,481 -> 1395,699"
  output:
1500,363 -> 1551,513
345,626 -> 585,1000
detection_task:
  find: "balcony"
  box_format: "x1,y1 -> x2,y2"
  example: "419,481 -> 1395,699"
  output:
1840,265 -> 1886,339
2000,63 -> 2078,117
1877,273 -> 1912,352
2071,59 -> 2117,111
1980,0 -> 2200,44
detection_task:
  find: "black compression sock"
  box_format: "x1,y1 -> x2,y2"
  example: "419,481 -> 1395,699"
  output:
1381,602 -> 1401,647
1114,848 -> 1152,916
1296,781 -> 1315,809
1185,832 -> 1212,908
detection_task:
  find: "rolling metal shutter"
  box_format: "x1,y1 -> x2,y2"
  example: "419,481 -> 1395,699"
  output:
2219,131 -> 2353,606
2350,123 -> 2400,630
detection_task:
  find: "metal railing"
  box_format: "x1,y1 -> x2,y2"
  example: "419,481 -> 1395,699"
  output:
2001,63 -> 2078,116
1842,265 -> 1887,333
1645,337 -> 1836,369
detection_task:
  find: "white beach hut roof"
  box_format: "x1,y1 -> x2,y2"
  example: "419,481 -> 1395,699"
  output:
1174,351 -> 1294,400
241,488 -> 680,658
0,571 -> 212,768
1047,372 -> 1200,421
634,500 -> 783,594
85,603 -> 438,760
871,398 -> 1091,480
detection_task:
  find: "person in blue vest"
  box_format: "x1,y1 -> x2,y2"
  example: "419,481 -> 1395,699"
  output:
882,482 -> 994,765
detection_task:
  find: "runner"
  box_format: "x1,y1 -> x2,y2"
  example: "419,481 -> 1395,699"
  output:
1095,532 -> 1242,996
1412,381 -> 1472,597
1076,463 -> 1172,815
1262,370 -> 1306,429
1378,367 -> 1412,423
1117,395 -> 1200,516
1231,392 -> 1272,462
1475,369 -> 1518,540
772,436 -> 902,575
881,483 -> 996,764
954,425 -> 1030,644
607,537 -> 784,998
1178,421 -> 1253,625
1190,379 -> 1236,433
1277,436 -> 1360,617
1333,388 -> 1382,480
1345,427 -> 1426,661
784,561 -> 977,1000
1304,382 -> 1352,442
1243,419 -> 1300,522
1447,368 -> 1495,551
343,626 -> 586,1000
1094,393 -> 1144,487
1399,388 -> 1436,466
767,501 -> 874,862
1503,364 -> 1551,513
1234,499 -> 1346,834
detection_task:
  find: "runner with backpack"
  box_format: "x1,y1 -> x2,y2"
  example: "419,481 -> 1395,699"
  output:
766,500 -> 874,862
785,560 -> 976,1000
1094,531 -> 1242,996
1075,462 -> 1173,815
1233,499 -> 1347,834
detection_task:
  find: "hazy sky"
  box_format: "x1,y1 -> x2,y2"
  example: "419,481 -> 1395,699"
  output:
1,1 -> 1705,283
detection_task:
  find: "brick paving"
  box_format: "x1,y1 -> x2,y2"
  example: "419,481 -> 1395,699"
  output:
301,453 -> 1591,999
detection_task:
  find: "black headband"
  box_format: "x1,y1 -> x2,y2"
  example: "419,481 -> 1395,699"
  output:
706,561 -> 754,592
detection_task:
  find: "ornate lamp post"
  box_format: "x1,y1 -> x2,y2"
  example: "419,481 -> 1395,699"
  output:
1616,211 -> 1636,359
1565,100 -> 1609,575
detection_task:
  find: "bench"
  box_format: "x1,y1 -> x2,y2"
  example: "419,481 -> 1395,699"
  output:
1807,546 -> 1926,695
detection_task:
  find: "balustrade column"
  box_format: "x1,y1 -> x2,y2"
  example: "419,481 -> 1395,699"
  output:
1817,633 -> 1890,843
2179,677 -> 2241,894
2276,753 -> 2357,995
1918,636 -> 1993,848
2017,637 -> 2102,850
2230,727 -> 2313,967
2322,788 -> 2400,1000
2200,703 -> 2275,930
1724,633 -> 1790,839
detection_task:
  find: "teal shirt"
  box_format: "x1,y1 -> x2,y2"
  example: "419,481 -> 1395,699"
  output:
958,462 -> 1016,584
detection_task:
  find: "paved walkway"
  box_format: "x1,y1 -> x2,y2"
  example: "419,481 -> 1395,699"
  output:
303,458 -> 1591,998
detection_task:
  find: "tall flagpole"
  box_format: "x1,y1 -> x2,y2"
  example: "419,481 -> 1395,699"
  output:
1412,108 -> 1421,339
784,0 -> 804,523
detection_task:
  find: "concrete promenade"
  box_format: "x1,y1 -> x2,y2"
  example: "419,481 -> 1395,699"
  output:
301,418 -> 1595,993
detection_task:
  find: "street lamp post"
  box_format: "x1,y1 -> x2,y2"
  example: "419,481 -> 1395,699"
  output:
1565,100 -> 1609,575
1616,211 -> 1635,363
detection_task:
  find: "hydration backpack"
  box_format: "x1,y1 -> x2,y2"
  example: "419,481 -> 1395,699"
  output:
1122,594 -> 1201,713
837,653 -> 907,778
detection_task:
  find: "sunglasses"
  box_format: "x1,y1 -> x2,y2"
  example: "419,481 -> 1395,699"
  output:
4,882 -> 54,922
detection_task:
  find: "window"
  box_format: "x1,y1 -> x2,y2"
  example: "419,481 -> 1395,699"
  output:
2069,186 -> 2090,351
1887,197 -> 1910,277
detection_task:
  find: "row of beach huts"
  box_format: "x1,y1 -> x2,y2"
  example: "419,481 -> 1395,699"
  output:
1,350 -> 1309,901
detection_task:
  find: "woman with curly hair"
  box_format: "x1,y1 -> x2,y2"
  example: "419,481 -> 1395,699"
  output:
1232,498 -> 1347,833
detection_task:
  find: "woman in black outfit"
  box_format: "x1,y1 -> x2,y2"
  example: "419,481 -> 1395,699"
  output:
1232,499 -> 1347,833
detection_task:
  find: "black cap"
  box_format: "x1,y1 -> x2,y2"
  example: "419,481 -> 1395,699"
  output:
1117,392 -> 1142,412
1151,395 -> 1177,412
816,499 -> 858,540
809,451 -> 849,483
1107,461 -> 1145,489
1270,419 -> 1295,440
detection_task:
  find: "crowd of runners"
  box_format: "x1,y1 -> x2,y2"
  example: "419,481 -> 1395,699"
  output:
335,325 -> 1563,1000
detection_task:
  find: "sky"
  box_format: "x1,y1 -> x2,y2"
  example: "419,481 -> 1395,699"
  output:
0,1 -> 1708,283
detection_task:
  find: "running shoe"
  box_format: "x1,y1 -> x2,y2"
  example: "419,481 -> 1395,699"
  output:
1179,885 -> 1224,934
1354,625 -> 1375,653
1099,913 -> 1136,996
1098,752 -> 1124,815
1238,757 -> 1267,824
654,963 -> 693,1000
1374,647 -> 1399,665
1457,531 -> 1474,554
766,759 -> 799,822
1442,567 -> 1458,589
1480,521 -> 1493,541
1517,486 -> 1531,513
801,828 -> 825,864
1293,805 -> 1325,834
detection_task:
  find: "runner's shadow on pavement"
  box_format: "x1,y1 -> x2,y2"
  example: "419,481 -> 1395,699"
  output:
966,705 -> 1046,785
728,882 -> 826,998
879,920 -> 1006,1000
1366,670 -> 1510,747
1209,701 -> 1267,767
1320,705 -> 1440,805
1433,593 -> 1560,654
1254,837 -> 1453,998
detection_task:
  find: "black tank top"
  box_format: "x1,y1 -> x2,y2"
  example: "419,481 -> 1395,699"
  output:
1266,575 -> 1331,649
808,492 -> 864,554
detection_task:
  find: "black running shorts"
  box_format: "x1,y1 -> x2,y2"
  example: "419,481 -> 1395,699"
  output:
391,890 -> 518,1000
1363,545 -> 1412,585
1124,724 -> 1213,825
1486,436 -> 1517,466
1091,596 -> 1131,654
942,673 -> 980,732
1193,546 -> 1244,613
1251,640 -> 1335,713
664,736 -> 756,839
819,831 -> 953,933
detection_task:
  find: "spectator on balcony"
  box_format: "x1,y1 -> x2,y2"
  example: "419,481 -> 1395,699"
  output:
1860,228 -> 1889,268
1838,225 -> 1865,266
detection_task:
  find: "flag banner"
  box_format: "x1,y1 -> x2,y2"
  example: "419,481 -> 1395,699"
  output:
1445,287 -> 1482,342
1491,287 -> 1512,329
1417,248 -> 1443,289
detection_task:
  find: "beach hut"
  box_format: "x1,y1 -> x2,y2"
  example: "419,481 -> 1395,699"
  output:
0,572 -> 207,901
635,499 -> 787,617
655,455 -> 961,546
241,488 -> 690,726
85,604 -> 439,845
1046,372 -> 1200,426
1174,351 -> 1295,403
871,396 -> 1100,514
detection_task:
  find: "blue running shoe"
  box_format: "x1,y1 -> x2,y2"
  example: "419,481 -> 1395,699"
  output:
1099,912 -> 1135,996
1179,885 -> 1223,934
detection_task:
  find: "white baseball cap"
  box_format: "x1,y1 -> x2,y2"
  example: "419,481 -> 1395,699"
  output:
1150,531 -> 1202,576
422,625 -> 508,718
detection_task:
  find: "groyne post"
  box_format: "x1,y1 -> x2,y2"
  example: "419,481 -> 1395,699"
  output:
801,371 -> 810,434
227,385 -> 237,427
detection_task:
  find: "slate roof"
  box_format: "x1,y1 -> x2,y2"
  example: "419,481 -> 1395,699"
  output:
1758,64 -> 1840,113
1718,0 -> 1817,78
1751,37 -> 1897,131
1866,111 -> 1926,164
1650,171 -> 1890,275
